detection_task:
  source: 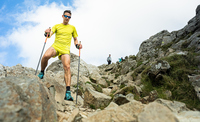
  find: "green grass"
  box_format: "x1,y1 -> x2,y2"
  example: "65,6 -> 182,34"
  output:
115,73 -> 120,79
73,84 -> 84,96
129,55 -> 136,60
109,90 -> 117,100
132,64 -> 148,81
137,60 -> 143,67
85,81 -> 92,85
92,84 -> 103,93
89,104 -> 96,109
140,54 -> 200,110
120,83 -> 126,89
105,80 -> 111,86
86,81 -> 103,93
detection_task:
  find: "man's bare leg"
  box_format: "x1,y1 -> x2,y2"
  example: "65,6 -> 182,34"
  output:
41,47 -> 57,71
61,54 -> 71,86
61,54 -> 73,101
38,47 -> 57,79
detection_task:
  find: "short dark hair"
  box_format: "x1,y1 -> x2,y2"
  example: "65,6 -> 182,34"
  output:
63,10 -> 71,15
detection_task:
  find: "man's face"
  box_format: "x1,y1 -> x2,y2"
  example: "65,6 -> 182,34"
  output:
62,12 -> 71,24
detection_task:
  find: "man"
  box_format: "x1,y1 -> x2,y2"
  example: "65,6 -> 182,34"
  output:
107,54 -> 112,65
38,10 -> 82,101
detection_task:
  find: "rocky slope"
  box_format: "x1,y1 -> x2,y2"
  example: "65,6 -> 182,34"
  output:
1,4 -> 200,122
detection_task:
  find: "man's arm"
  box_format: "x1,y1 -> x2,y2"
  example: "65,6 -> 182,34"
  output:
48,31 -> 54,38
44,28 -> 54,38
74,37 -> 82,49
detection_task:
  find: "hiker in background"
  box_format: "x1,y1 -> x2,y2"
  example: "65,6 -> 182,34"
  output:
119,58 -> 122,63
119,57 -> 123,63
121,57 -> 123,62
37,10 -> 82,101
107,54 -> 112,65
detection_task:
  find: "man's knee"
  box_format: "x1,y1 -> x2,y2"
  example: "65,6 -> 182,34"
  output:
63,65 -> 70,72
43,53 -> 51,60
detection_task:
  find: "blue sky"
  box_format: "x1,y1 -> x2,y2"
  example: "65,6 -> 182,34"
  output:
0,0 -> 199,69
0,0 -> 73,66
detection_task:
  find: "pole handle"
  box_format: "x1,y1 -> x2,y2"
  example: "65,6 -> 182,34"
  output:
79,41 -> 81,56
45,27 -> 51,43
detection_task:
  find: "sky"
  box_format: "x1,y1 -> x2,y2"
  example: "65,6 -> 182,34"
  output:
0,0 -> 199,69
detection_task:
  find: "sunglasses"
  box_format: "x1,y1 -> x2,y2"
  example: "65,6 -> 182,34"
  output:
63,15 -> 71,19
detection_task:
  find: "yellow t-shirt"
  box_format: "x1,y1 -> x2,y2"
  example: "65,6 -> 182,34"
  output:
51,23 -> 78,59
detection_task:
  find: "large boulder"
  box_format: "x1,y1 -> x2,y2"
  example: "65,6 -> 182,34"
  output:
120,100 -> 145,118
46,60 -> 64,74
112,94 -> 130,105
84,87 -> 111,109
42,75 -> 66,112
0,76 -> 57,122
175,111 -> 200,122
46,53 -> 89,76
82,102 -> 136,122
155,98 -> 200,122
138,102 -> 179,122
121,59 -> 137,75
148,60 -> 170,83
155,98 -> 189,113
136,30 -> 171,61
47,53 -> 101,79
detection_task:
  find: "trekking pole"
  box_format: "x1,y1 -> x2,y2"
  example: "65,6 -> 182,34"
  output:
35,27 -> 51,75
76,41 -> 81,105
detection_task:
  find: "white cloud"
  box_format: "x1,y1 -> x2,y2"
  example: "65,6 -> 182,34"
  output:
0,52 -> 7,65
1,0 -> 200,68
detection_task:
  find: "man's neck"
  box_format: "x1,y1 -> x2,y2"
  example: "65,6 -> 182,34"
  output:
63,22 -> 69,25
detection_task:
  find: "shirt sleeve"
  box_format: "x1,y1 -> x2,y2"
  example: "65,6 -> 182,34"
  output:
51,24 -> 57,34
72,26 -> 78,38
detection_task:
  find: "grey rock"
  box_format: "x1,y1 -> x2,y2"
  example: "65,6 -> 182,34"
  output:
84,87 -> 111,109
121,59 -> 137,75
102,88 -> 112,95
138,102 -> 179,122
126,93 -> 135,101
120,100 -> 145,118
82,104 -> 136,122
0,76 -> 57,122
148,60 -> 170,82
161,35 -> 173,46
175,111 -> 200,122
171,40 -> 186,50
167,50 -> 188,57
140,90 -> 158,104
67,108 -> 81,122
188,75 -> 200,100
112,94 -> 130,105
104,63 -> 115,72
136,30 -> 170,61
46,60 -> 63,74
155,98 -> 189,113
104,102 -> 119,110
0,64 -> 6,78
